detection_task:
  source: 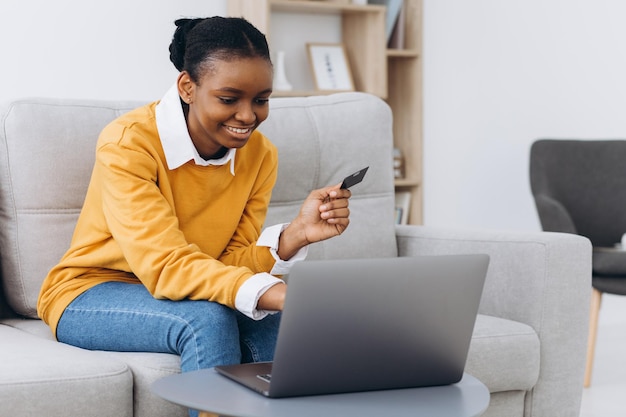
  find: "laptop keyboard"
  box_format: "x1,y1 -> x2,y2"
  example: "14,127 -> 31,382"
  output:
257,373 -> 272,383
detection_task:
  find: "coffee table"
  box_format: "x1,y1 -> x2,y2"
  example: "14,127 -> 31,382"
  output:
152,368 -> 490,417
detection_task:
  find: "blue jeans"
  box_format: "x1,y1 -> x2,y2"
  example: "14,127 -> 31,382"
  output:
56,281 -> 281,417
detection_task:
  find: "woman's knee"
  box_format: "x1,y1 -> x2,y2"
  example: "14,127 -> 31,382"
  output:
175,301 -> 243,371
237,312 -> 281,363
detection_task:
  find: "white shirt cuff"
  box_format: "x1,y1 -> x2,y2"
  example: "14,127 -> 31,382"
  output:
257,223 -> 308,275
235,273 -> 284,320
234,223 -> 309,320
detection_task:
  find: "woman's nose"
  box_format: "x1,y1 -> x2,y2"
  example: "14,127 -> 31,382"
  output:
235,104 -> 256,123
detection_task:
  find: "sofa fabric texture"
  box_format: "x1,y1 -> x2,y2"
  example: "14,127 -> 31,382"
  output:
0,94 -> 590,417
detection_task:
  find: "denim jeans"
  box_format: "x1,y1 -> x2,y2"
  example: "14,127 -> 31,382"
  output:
56,281 -> 281,417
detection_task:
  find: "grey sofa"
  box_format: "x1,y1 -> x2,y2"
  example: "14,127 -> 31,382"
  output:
0,93 -> 590,417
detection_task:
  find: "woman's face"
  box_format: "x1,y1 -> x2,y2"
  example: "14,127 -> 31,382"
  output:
178,56 -> 273,159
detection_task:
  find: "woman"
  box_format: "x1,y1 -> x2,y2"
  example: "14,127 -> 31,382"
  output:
37,16 -> 351,416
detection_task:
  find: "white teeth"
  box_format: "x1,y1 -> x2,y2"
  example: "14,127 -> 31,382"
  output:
227,126 -> 250,134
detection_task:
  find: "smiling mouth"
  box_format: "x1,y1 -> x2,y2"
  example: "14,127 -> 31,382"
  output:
225,125 -> 253,134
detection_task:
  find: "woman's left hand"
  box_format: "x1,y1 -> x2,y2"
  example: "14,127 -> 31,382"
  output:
277,184 -> 351,260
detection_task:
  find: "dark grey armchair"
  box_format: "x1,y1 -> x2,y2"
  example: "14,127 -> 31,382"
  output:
529,138 -> 626,387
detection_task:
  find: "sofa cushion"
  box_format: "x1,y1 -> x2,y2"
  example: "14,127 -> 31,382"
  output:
0,324 -> 133,417
0,99 -> 142,317
259,93 -> 398,261
2,318 -> 186,417
106,352 -> 186,417
1,317 -> 55,339
466,314 -> 540,393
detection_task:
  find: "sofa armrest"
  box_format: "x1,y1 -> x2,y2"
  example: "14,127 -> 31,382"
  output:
395,224 -> 591,417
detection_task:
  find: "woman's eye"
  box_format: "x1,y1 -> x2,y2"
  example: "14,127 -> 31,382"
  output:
219,97 -> 237,104
255,98 -> 270,105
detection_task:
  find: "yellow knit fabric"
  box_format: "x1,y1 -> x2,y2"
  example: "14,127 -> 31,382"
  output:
37,102 -> 278,336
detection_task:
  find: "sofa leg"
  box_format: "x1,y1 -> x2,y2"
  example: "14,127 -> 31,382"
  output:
584,287 -> 602,388
198,412 -> 220,417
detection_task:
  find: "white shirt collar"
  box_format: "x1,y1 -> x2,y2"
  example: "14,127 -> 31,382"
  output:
155,83 -> 236,175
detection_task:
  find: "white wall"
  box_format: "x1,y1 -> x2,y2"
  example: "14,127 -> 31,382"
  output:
0,0 -> 225,102
2,0 -> 626,232
423,0 -> 626,231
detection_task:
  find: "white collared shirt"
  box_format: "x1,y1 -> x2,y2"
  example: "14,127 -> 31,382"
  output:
155,83 -> 307,320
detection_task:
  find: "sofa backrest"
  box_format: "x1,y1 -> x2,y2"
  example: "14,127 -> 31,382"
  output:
0,99 -> 141,318
260,93 -> 397,260
0,92 -> 397,319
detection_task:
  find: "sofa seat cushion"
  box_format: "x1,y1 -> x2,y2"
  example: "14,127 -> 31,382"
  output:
105,351 -> 186,417
0,324 -> 133,417
1,317 -> 56,340
2,318 -> 186,417
466,314 -> 540,393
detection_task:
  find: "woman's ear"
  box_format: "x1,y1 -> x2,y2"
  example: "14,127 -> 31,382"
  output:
177,72 -> 194,104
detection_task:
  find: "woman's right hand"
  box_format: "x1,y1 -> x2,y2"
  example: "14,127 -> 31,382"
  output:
257,282 -> 287,311
277,185 -> 351,260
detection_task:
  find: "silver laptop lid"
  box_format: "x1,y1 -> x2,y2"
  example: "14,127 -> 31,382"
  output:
268,254 -> 489,397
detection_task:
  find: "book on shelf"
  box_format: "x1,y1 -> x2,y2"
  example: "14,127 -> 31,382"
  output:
387,0 -> 406,49
368,0 -> 404,44
394,191 -> 411,225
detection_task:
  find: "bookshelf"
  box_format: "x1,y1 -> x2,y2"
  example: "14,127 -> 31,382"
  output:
227,0 -> 423,224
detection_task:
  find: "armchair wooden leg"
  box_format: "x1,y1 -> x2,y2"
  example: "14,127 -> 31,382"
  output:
584,288 -> 602,388
198,412 -> 220,417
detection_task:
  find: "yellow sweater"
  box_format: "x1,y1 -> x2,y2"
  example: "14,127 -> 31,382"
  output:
37,102 -> 278,336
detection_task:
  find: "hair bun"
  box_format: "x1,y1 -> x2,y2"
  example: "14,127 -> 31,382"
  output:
169,18 -> 204,72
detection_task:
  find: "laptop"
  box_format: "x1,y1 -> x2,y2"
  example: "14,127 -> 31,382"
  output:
215,254 -> 489,398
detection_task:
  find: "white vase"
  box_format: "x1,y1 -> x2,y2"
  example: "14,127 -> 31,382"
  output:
273,50 -> 293,91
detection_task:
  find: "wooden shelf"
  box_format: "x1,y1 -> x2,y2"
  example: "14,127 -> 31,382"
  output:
271,0 -> 385,14
395,178 -> 421,188
387,48 -> 419,59
227,0 -> 422,224
271,89 -> 353,97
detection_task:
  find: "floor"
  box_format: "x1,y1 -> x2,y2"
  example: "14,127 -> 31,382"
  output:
579,293 -> 626,416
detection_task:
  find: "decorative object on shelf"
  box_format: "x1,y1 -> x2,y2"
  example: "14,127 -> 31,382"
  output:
393,147 -> 405,179
368,0 -> 404,43
395,191 -> 411,225
307,43 -> 355,91
273,50 -> 293,91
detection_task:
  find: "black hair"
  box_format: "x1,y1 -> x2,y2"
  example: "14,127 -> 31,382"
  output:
169,16 -> 272,83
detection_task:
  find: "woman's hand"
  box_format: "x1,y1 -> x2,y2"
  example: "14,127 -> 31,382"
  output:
257,282 -> 287,311
277,184 -> 351,260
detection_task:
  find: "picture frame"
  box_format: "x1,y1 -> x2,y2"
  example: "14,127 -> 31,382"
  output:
306,43 -> 355,92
